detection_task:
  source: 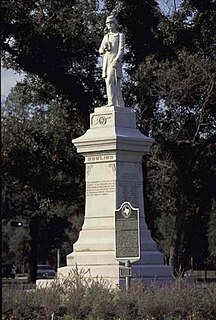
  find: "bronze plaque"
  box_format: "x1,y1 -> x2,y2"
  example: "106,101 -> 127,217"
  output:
115,202 -> 140,261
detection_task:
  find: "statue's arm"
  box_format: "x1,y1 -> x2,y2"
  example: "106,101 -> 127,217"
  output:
116,33 -> 125,62
99,35 -> 107,55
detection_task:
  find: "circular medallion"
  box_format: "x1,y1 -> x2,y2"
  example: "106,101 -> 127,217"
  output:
98,116 -> 107,125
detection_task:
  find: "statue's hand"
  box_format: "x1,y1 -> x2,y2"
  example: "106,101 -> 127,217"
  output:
112,59 -> 119,68
104,42 -> 111,52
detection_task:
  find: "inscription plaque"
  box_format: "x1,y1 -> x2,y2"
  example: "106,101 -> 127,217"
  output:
115,202 -> 140,261
87,180 -> 115,197
117,168 -> 142,206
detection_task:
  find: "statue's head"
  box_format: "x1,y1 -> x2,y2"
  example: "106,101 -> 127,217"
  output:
106,15 -> 118,31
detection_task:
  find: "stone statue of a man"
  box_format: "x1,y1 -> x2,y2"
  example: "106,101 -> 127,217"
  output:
99,15 -> 125,107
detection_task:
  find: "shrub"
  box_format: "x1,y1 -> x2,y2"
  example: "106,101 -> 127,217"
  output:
2,284 -> 41,320
60,268 -> 117,319
135,280 -> 216,320
82,279 -> 116,319
34,280 -> 65,319
115,282 -> 144,320
2,273 -> 216,320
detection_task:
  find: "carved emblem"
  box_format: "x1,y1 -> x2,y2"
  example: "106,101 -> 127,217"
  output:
121,204 -> 131,218
86,164 -> 93,177
108,163 -> 116,173
92,114 -> 112,126
98,116 -> 107,125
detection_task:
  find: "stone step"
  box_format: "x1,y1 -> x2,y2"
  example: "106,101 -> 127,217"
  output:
66,250 -> 164,266
58,264 -> 173,281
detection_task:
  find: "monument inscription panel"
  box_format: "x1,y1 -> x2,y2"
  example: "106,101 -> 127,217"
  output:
87,180 -> 115,197
117,167 -> 142,206
115,202 -> 140,261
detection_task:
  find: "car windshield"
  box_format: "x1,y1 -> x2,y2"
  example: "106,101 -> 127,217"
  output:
37,265 -> 53,270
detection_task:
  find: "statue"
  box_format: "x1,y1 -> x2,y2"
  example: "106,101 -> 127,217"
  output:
99,15 -> 125,108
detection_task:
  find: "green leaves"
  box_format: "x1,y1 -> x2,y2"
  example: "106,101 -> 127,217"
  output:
2,77 -> 86,276
134,0 -> 216,271
1,0 -> 103,113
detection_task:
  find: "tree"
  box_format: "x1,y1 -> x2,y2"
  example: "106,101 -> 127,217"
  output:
125,0 -> 216,273
105,0 -> 164,66
4,221 -> 30,272
1,0 -> 104,115
2,79 -> 85,281
137,50 -> 216,272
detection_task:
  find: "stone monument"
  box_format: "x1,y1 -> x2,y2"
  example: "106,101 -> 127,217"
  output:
58,15 -> 173,286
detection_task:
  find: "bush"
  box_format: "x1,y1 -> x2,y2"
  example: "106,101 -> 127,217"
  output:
34,281 -> 65,319
59,268 -> 117,320
2,273 -> 216,320
2,284 -> 41,320
132,280 -> 216,320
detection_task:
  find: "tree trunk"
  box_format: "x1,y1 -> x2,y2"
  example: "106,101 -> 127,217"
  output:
28,216 -> 40,283
169,167 -> 187,276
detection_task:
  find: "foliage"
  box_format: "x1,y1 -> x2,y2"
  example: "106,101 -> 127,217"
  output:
0,0 -> 104,114
139,51 -> 216,271
104,0 -> 164,67
2,221 -> 29,270
135,0 -> 216,269
1,80 -> 86,280
2,273 -> 216,320
60,268 -> 116,320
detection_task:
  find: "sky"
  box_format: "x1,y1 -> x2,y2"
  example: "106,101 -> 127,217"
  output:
1,68 -> 24,99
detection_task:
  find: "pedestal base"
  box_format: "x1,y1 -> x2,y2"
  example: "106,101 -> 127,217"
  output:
58,106 -> 173,286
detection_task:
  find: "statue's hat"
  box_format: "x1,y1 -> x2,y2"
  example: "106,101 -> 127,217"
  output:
106,15 -> 117,24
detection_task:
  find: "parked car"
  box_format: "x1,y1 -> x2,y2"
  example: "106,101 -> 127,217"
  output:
37,264 -> 56,279
2,263 -> 16,279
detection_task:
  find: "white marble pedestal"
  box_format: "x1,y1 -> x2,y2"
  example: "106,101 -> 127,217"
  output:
58,106 -> 173,286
